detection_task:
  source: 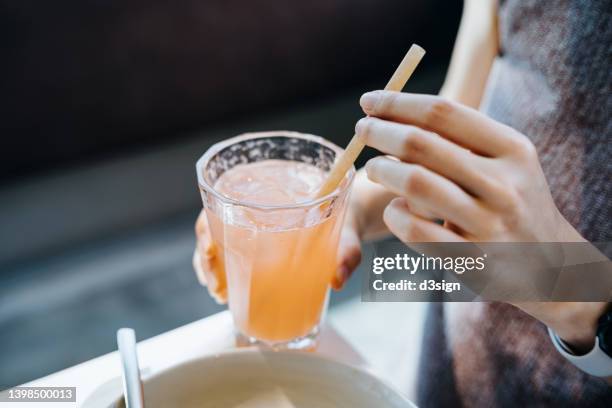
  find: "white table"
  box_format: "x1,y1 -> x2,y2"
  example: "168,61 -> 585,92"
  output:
6,301 -> 425,408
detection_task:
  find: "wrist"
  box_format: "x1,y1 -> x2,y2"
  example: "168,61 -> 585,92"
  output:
548,302 -> 607,354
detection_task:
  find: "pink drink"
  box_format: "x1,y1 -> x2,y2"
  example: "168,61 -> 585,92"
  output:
197,132 -> 354,349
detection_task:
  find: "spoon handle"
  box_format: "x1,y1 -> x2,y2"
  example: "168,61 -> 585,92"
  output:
117,328 -> 145,408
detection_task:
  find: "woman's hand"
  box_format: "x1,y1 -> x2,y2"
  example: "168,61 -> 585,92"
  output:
331,169 -> 402,289
357,90 -> 607,351
358,91 -> 572,243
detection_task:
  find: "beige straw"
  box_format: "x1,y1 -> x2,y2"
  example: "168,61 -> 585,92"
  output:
315,44 -> 426,198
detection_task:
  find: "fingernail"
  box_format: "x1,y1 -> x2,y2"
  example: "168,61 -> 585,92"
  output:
355,117 -> 367,135
360,91 -> 380,113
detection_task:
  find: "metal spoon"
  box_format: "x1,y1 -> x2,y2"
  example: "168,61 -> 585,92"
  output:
117,328 -> 145,408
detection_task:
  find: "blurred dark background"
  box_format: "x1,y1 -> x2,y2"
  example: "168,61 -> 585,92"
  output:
0,0 -> 461,388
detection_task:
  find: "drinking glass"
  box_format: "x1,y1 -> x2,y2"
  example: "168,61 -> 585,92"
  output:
196,131 -> 354,350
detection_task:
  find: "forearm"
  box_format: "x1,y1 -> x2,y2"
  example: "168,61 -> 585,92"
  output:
439,0 -> 498,107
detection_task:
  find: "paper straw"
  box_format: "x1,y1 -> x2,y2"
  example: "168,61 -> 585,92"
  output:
315,44 -> 426,198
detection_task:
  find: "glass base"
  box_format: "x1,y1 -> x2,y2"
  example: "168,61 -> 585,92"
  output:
235,326 -> 319,351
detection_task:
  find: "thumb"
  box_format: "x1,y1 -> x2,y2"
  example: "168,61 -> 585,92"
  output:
332,222 -> 362,290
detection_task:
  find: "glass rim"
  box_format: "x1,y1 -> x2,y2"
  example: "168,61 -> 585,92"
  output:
196,131 -> 355,211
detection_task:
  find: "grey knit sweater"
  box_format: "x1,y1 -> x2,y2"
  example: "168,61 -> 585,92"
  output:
417,0 -> 612,406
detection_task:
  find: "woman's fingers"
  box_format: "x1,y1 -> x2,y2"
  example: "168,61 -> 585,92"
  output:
192,238 -> 227,304
384,198 -> 467,243
332,222 -> 362,290
356,116 -> 499,199
359,91 -> 527,157
366,157 -> 487,236
194,210 -> 227,304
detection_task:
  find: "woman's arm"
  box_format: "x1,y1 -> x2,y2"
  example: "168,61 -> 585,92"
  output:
440,0 -> 499,107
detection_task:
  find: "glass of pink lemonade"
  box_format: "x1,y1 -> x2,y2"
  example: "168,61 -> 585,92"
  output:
196,131 -> 354,350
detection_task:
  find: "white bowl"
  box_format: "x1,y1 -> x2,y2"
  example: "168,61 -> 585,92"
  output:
106,349 -> 413,407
